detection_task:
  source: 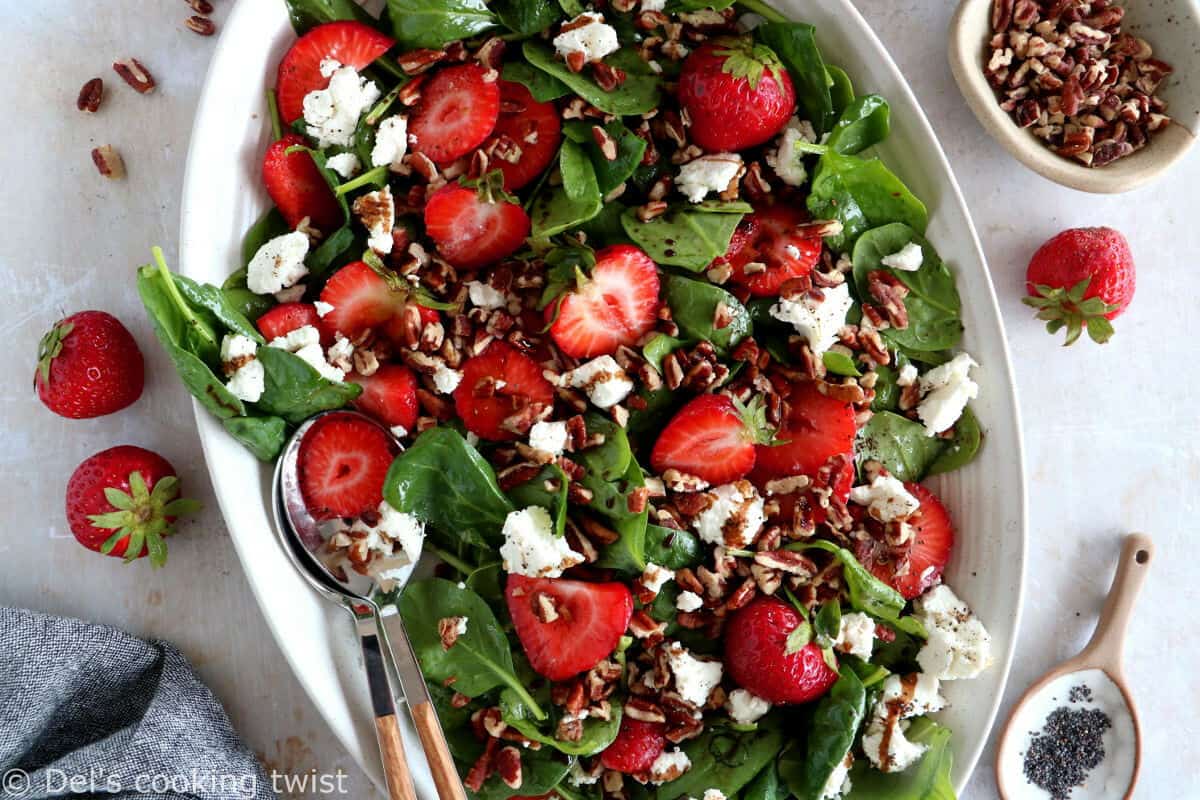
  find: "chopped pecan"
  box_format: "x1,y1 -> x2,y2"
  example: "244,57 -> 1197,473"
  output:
77,78 -> 103,112
185,15 -> 216,35
112,58 -> 155,93
91,145 -> 125,179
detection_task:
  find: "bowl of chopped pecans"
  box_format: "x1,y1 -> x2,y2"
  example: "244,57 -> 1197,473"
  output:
949,0 -> 1200,193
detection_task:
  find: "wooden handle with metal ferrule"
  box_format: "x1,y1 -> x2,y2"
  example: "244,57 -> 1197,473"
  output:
375,714 -> 419,800
411,700 -> 468,800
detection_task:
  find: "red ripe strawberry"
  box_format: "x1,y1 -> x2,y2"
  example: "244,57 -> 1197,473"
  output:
505,574 -> 633,681
263,133 -> 343,231
600,717 -> 667,774
650,394 -> 774,485
423,181 -> 530,270
548,245 -> 661,358
65,445 -> 200,567
409,64 -> 501,165
318,261 -> 408,340
454,341 -> 555,441
857,483 -> 955,599
256,302 -> 325,344
298,412 -> 398,520
716,205 -> 823,297
1024,226 -> 1135,346
678,38 -> 796,152
275,20 -> 395,124
350,364 -> 419,432
750,381 -> 856,487
36,311 -> 144,419
725,597 -> 838,704
488,80 -> 562,191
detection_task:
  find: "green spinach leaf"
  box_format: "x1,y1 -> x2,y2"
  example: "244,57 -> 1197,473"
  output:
223,416 -> 288,461
137,253 -> 221,367
808,152 -> 928,251
473,748 -> 573,800
173,274 -> 262,343
254,346 -> 361,424
507,463 -> 569,537
785,666 -> 865,800
856,410 -> 945,483
493,0 -> 562,35
501,687 -> 622,756
797,540 -> 907,624
742,762 -> 785,800
241,207 -> 290,268
620,207 -> 743,271
643,523 -> 703,570
826,94 -> 890,155
531,141 -> 602,238
387,0 -> 497,48
847,718 -> 955,800
501,61 -> 572,102
928,405 -> 982,475
222,287 -> 274,323
826,65 -> 854,116
822,351 -> 860,377
284,0 -> 377,33
664,275 -> 751,356
656,719 -> 784,799
642,333 -> 687,373
564,120 -> 647,195
523,41 -> 661,116
756,23 -> 834,133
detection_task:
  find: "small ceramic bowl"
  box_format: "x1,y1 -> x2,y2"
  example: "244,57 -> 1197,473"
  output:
948,0 -> 1200,193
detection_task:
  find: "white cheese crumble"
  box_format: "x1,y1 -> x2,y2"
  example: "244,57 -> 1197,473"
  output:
390,425 -> 408,439
246,231 -> 309,295
432,363 -> 463,395
499,506 -> 584,578
676,154 -> 743,203
553,13 -> 620,64
454,616 -> 468,636
725,688 -> 771,725
356,185 -> 395,255
641,0 -> 667,10
326,335 -> 354,367
896,362 -> 919,387
849,474 -> 920,522
765,117 -> 815,187
648,748 -> 691,784
820,754 -> 853,800
641,562 -> 675,595
528,420 -> 569,456
268,324 -> 344,382
561,355 -> 633,409
833,612 -> 876,660
692,481 -> 765,549
325,152 -> 361,179
916,352 -> 978,436
702,791 -> 727,800
466,280 -> 508,310
861,673 -> 946,773
769,282 -> 854,356
666,642 -> 724,707
881,241 -> 925,272
314,300 -> 334,318
913,584 -> 993,680
568,761 -> 599,786
676,590 -> 704,613
220,334 -> 264,403
302,60 -> 381,149
345,501 -> 426,591
370,115 -> 408,169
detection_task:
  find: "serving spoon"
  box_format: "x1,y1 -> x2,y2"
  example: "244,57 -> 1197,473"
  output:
994,533 -> 1153,799
272,410 -> 466,800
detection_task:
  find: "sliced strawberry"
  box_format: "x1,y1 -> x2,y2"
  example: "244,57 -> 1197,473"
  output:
318,261 -> 407,340
715,205 -> 823,297
505,574 -> 633,681
409,64 -> 500,166
263,133 -> 344,231
453,341 -> 555,441
857,483 -> 955,599
750,381 -> 856,486
423,183 -> 530,270
488,80 -> 562,191
649,394 -> 772,485
350,364 -> 419,432
725,597 -> 838,705
298,412 -> 397,520
257,302 -> 325,344
547,245 -> 661,358
275,20 -> 394,124
600,717 -> 667,774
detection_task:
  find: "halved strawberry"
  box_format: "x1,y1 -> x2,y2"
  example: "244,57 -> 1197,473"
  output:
547,245 -> 661,359
856,483 -> 955,599
298,412 -> 397,520
409,64 -> 500,166
505,574 -> 633,681
750,381 -> 856,486
600,718 -> 667,774
275,20 -> 395,124
263,133 -> 344,231
318,261 -> 407,340
488,80 -> 562,191
715,205 -> 823,297
257,302 -> 324,343
649,394 -> 772,485
350,365 -> 419,432
423,182 -> 530,270
453,341 -> 555,441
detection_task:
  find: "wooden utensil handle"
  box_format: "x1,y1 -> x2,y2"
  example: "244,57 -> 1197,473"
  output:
376,714 -> 419,800
411,700 -> 468,800
1079,532 -> 1153,672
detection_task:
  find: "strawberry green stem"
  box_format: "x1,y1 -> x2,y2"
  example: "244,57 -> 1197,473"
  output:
336,165 -> 390,197
266,88 -> 283,142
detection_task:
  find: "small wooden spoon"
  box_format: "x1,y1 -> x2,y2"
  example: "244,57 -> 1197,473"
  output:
994,533 -> 1153,799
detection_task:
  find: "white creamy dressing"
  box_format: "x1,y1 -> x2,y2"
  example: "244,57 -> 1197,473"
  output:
999,669 -> 1136,799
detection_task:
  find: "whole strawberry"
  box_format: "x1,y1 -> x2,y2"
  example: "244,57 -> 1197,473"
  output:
678,37 -> 796,152
66,445 -> 200,567
36,311 -> 144,418
1023,227 -> 1135,346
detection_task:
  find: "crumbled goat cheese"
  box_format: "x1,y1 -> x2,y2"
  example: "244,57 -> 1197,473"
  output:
641,0 -> 667,10
269,325 -> 344,382
314,301 -> 334,318
528,420 -> 569,456
725,689 -> 771,725
676,590 -> 704,613
325,152 -> 361,179
676,153 -> 743,203
649,748 -> 692,784
702,791 -> 727,800
692,481 -> 764,548
500,507 -> 585,578
916,352 -> 978,436
454,617 -> 468,636
466,280 -> 508,310
553,13 -> 620,64
274,284 -> 306,304
862,673 -> 945,772
765,117 -> 815,187
356,185 -> 395,255
820,754 -> 853,800
303,60 -> 381,148
833,612 -> 876,660
432,363 -> 463,394
641,563 -> 675,595
247,231 -> 309,295
913,584 -> 993,680
562,355 -> 633,409
220,334 -> 264,403
666,642 -> 724,706
569,761 -> 599,786
370,115 -> 408,169
390,425 -> 408,439
327,335 -> 354,367
342,501 -> 425,590
897,362 -> 919,386
770,282 -> 854,356
881,241 -> 925,271
849,474 -> 921,522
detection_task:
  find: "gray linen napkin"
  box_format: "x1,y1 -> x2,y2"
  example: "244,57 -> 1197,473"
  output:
0,607 -> 275,800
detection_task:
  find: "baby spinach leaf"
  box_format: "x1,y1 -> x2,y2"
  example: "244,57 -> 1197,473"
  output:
523,41 -> 661,116
557,0 -> 585,15
852,223 -> 962,354
643,524 -> 703,570
560,139 -> 597,204
620,207 -> 743,271
822,351 -> 860,377
742,762 -> 785,800
656,719 -> 785,800
137,254 -> 221,367
664,275 -> 751,356
826,65 -> 854,116
223,416 -> 288,461
172,274 -> 263,343
501,62 -> 571,102
825,94 -> 890,155
493,0 -> 562,35
158,341 -> 246,419
796,540 -> 906,624
253,347 -> 361,423
579,201 -> 632,246
756,22 -> 834,133
808,153 -> 928,251
574,416 -> 651,573
928,405 -> 982,475
507,463 -> 569,537
869,353 -> 911,412
241,208 -> 290,268
855,410 -> 945,483
642,334 -> 687,373
384,427 -> 515,548
308,226 -> 362,277
848,717 -> 955,800
387,0 -> 497,48
284,0 -> 377,33
501,687 -> 622,756
531,142 -> 602,239
784,666 -> 865,800
564,120 -> 647,195
671,0 -> 737,9
222,287 -> 274,323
